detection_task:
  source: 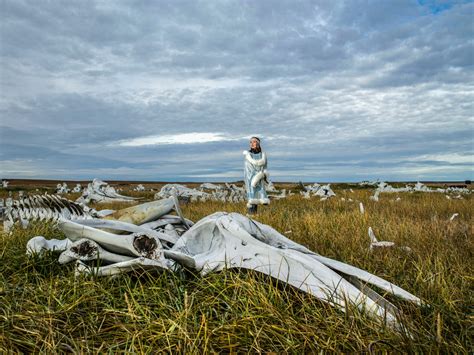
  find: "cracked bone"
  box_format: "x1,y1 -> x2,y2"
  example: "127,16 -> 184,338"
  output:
59,220 -> 164,259
167,212 -> 421,328
75,258 -> 171,277
59,238 -> 135,264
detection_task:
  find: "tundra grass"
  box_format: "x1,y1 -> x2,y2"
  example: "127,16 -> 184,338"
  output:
1,188 -> 473,353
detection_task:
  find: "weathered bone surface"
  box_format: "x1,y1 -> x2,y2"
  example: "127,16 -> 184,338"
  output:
368,227 -> 411,252
71,184 -> 82,193
75,258 -> 171,277
56,183 -> 70,194
73,218 -> 179,244
1,180 -> 9,188
104,197 -> 174,225
368,227 -> 395,249
59,220 -> 164,259
302,184 -> 336,199
134,184 -> 145,191
167,212 -> 420,328
373,181 -> 471,197
76,178 -> 139,204
59,238 -> 135,264
156,183 -> 249,203
26,236 -> 73,255
156,184 -> 209,200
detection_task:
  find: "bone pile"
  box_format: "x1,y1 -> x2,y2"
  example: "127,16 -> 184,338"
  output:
76,178 -> 139,204
26,198 -> 422,332
71,184 -> 82,193
300,183 -> 336,200
155,183 -> 249,203
56,182 -> 70,194
133,184 -> 145,191
2,180 -> 10,188
369,181 -> 471,201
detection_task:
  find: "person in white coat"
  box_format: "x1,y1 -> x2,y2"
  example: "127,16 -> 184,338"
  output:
243,137 -> 270,214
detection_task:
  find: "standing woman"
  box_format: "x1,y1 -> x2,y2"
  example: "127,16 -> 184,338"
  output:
243,136 -> 270,214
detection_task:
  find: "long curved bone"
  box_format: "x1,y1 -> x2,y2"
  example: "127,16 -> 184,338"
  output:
59,238 -> 135,264
170,189 -> 190,229
73,218 -> 179,244
167,212 -> 421,328
75,258 -> 171,276
247,218 -> 420,304
59,220 -> 164,259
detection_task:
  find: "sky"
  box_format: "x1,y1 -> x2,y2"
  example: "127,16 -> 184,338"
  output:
0,0 -> 473,182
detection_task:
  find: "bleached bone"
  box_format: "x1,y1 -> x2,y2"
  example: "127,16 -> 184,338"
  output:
75,258 -> 171,277
105,197 -> 174,225
359,202 -> 365,215
134,184 -> 145,191
368,227 -> 395,250
59,220 -> 164,259
238,216 -> 420,304
170,189 -> 191,229
269,189 -> 286,200
95,209 -> 115,217
300,191 -> 311,199
167,212 -> 421,328
370,190 -> 380,202
59,238 -> 135,264
368,227 -> 412,253
26,236 -> 73,255
76,178 -> 139,204
449,213 -> 459,221
140,215 -> 194,229
155,184 -> 210,200
73,218 -> 179,244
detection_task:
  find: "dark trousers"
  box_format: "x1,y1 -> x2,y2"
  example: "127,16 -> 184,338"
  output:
247,204 -> 257,214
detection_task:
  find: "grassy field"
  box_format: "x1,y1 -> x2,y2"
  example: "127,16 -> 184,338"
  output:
0,183 -> 472,353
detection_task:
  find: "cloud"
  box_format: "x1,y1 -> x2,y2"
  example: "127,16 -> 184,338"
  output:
0,0 -> 472,181
115,132 -> 240,147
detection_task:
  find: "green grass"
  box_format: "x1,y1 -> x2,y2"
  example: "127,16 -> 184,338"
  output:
1,186 -> 473,352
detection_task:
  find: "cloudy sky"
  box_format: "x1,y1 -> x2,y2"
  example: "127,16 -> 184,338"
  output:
1,0 -> 473,182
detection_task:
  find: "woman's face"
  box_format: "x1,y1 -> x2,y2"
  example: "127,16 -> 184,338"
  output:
250,138 -> 259,150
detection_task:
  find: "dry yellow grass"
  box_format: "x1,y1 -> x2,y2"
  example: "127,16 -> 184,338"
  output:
0,183 -> 472,352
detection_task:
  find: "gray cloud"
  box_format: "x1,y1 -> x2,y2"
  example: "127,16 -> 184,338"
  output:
1,0 -> 473,182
